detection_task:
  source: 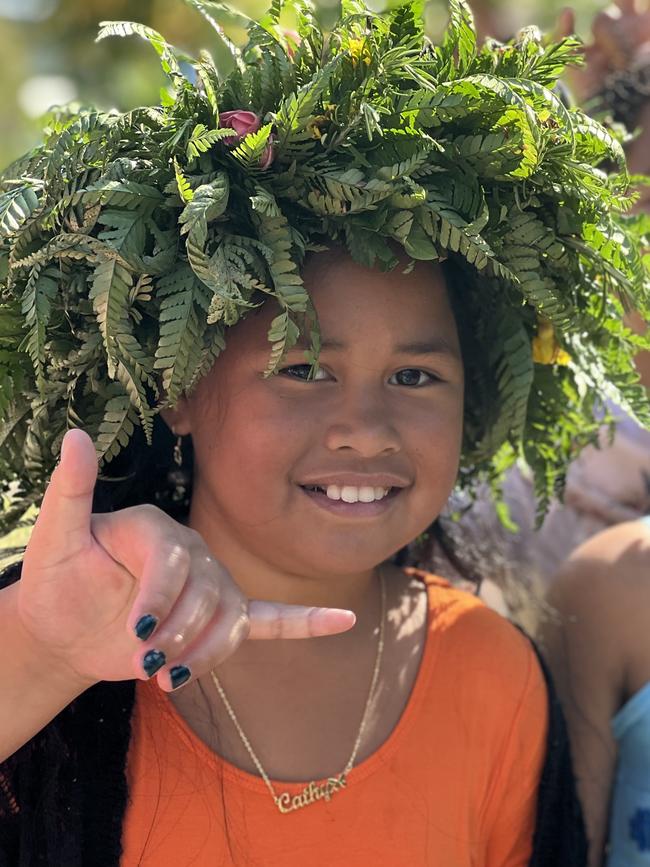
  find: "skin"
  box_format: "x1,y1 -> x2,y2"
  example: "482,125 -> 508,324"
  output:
4,250 -> 465,780
167,249 -> 463,606
542,520 -> 650,866
163,250 -> 465,777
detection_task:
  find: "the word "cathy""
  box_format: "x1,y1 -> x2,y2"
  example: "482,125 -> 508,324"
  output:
275,775 -> 347,814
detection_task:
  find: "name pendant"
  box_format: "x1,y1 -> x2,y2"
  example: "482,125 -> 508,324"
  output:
274,774 -> 347,814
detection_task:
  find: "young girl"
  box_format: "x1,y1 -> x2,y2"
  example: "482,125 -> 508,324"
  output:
543,517 -> 650,867
0,0 -> 646,863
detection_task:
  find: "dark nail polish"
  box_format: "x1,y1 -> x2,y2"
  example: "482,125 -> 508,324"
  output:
170,665 -> 191,690
135,614 -> 158,641
142,650 -> 166,678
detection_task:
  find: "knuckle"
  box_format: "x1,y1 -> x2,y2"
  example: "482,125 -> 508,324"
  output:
146,587 -> 179,617
230,610 -> 251,646
271,611 -> 285,640
161,543 -> 191,574
183,526 -> 205,548
134,503 -> 164,523
157,628 -> 191,658
306,606 -> 318,638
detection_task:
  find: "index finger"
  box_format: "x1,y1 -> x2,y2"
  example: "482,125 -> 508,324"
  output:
247,600 -> 356,640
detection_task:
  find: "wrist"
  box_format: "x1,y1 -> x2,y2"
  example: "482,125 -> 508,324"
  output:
0,581 -> 97,762
7,582 -> 98,698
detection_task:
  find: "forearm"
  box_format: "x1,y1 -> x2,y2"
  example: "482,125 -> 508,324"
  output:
0,582 -> 92,762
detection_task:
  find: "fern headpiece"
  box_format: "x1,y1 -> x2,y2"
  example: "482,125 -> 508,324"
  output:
1,0 -> 649,529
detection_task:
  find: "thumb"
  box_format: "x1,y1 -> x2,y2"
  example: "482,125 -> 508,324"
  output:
552,7 -> 576,41
26,429 -> 99,568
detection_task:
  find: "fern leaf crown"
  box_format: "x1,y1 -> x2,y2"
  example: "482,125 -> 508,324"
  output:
0,0 -> 648,526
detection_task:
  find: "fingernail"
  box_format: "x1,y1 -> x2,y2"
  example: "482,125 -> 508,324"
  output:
170,665 -> 191,690
135,614 -> 158,641
142,650 -> 166,678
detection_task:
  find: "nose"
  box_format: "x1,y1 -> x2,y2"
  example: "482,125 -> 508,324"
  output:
323,389 -> 401,457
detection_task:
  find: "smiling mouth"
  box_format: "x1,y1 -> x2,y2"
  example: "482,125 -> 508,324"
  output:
300,484 -> 399,503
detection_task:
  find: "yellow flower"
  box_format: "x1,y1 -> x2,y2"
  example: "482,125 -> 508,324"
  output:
306,115 -> 329,140
348,37 -> 371,66
531,317 -> 571,365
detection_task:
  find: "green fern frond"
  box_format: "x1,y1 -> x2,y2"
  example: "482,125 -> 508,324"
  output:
10,233 -> 117,272
186,124 -> 236,160
231,124 -> 273,170
265,310 -> 301,376
440,0 -> 477,76
95,390 -> 141,462
89,256 -> 135,378
255,212 -> 309,311
573,113 -> 627,174
179,172 -> 230,247
73,180 -> 165,214
250,187 -> 281,217
97,21 -> 186,83
194,51 -> 221,121
183,0 -> 245,74
275,54 -> 345,151
97,209 -> 147,265
174,160 -> 194,203
153,264 -> 206,404
18,266 -> 57,394
474,312 -> 534,459
0,185 -> 41,238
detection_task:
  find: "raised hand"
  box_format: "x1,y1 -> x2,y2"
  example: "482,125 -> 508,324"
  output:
554,1 -> 650,102
18,428 -> 355,692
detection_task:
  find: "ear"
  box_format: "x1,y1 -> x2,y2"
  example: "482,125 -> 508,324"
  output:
160,396 -> 192,436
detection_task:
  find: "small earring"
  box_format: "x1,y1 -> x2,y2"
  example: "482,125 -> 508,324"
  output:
167,428 -> 189,504
173,436 -> 183,468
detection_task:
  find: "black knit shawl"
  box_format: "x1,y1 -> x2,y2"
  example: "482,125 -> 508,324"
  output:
0,563 -> 587,866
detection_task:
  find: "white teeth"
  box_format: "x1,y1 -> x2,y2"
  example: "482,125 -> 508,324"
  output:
323,485 -> 390,503
341,486 -> 359,503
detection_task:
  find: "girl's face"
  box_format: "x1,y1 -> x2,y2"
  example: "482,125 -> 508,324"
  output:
173,250 -> 464,578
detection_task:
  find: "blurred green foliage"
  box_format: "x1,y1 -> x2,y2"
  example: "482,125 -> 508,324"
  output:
0,0 -> 605,171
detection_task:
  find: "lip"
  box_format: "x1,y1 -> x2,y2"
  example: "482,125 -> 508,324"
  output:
297,473 -> 410,489
298,484 -> 404,518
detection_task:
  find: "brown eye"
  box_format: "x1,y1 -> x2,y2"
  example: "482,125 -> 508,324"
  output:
389,369 -> 433,387
279,365 -> 329,381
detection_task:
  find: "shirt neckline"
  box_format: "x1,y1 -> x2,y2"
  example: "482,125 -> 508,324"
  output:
141,574 -> 449,796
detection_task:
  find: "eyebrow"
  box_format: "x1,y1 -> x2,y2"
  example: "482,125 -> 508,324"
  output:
304,337 -> 461,359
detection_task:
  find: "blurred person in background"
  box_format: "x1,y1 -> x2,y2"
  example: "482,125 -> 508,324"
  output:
543,517 -> 650,866
533,6 -> 650,865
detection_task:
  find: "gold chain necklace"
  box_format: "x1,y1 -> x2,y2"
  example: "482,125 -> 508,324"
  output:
210,570 -> 386,815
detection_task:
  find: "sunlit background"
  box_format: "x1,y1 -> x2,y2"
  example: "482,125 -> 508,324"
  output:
0,0 -> 608,169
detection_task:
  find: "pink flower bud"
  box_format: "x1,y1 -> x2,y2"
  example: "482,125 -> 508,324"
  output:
281,28 -> 301,60
259,134 -> 276,170
219,110 -> 261,141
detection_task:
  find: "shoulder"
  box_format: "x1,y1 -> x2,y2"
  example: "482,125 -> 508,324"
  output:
547,519 -> 650,625
545,519 -> 650,698
412,570 -> 547,725
421,570 -> 539,667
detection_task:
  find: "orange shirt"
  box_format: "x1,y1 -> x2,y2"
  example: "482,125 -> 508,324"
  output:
122,576 -> 548,866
